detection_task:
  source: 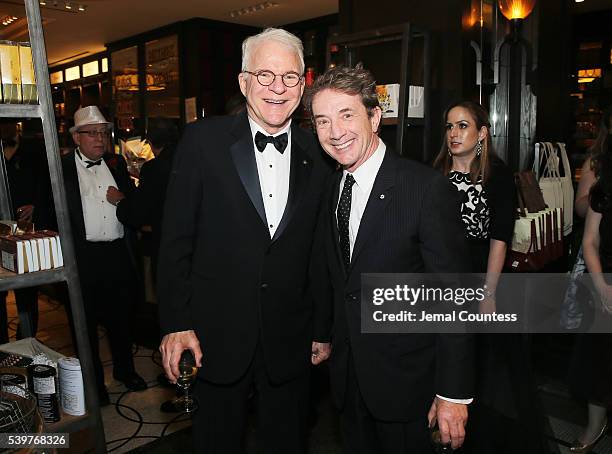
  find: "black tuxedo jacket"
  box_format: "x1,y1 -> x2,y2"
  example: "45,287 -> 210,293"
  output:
322,148 -> 474,422
62,151 -> 137,285
157,112 -> 332,385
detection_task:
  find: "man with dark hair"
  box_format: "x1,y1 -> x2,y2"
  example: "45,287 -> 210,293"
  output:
157,28 -> 332,453
306,65 -> 474,453
108,117 -> 179,276
0,123 -> 53,342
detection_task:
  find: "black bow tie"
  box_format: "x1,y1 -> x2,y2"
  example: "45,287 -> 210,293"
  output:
86,159 -> 102,168
255,131 -> 288,154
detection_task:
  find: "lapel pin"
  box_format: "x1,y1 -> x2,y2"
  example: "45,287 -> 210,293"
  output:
303,160 -> 308,165
379,194 -> 385,200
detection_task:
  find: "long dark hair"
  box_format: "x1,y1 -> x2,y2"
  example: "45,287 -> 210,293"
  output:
432,100 -> 496,185
590,108 -> 612,211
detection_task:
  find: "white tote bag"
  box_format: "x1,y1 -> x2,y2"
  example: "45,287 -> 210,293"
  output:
556,142 -> 574,236
534,142 -> 574,235
534,142 -> 563,211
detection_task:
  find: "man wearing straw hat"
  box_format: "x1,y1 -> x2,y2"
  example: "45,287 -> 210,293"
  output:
62,105 -> 147,406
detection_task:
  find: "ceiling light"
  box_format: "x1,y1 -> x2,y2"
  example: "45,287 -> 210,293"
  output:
0,15 -> 18,26
229,1 -> 278,18
39,0 -> 86,12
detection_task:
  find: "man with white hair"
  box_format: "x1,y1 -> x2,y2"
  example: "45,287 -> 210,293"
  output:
158,28 -> 332,453
62,105 -> 147,406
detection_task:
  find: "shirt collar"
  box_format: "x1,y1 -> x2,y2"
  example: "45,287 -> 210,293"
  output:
75,147 -> 102,170
343,139 -> 386,193
247,116 -> 292,143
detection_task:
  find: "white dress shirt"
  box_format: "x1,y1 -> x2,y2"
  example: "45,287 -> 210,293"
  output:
336,139 -> 472,405
248,117 -> 291,238
336,139 -> 386,259
74,150 -> 124,242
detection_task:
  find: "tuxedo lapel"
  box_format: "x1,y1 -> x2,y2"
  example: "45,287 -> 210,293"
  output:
272,125 -> 312,242
348,150 -> 396,272
63,152 -> 86,239
103,154 -> 127,192
229,113 -> 267,227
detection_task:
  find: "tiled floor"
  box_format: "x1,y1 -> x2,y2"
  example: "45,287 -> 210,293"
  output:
4,290 -> 612,453
3,290 -> 191,453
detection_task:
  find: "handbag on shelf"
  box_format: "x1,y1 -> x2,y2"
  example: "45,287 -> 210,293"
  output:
505,172 -> 563,272
515,170 -> 547,213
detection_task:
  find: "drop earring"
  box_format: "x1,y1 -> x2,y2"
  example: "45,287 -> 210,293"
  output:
475,140 -> 483,157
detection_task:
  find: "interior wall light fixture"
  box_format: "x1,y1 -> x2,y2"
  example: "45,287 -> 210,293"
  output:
497,0 -> 536,20
494,0 -> 536,172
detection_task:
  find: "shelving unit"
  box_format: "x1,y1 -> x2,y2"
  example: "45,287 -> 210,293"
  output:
327,23 -> 432,162
0,0 -> 105,452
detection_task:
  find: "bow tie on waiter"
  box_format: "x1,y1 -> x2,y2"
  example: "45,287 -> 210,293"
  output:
76,148 -> 103,168
86,159 -> 102,168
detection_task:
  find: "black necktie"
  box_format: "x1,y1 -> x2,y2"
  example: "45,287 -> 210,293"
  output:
86,160 -> 102,168
255,131 -> 288,153
337,174 -> 356,270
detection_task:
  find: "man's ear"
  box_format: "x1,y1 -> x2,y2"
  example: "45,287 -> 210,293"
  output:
72,131 -> 80,147
370,106 -> 382,134
238,73 -> 248,97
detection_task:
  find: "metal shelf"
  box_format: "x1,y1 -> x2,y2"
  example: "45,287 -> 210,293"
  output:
0,268 -> 66,292
0,0 -> 107,452
0,104 -> 41,118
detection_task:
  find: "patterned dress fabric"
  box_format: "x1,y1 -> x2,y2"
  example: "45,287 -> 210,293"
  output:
449,171 -> 490,239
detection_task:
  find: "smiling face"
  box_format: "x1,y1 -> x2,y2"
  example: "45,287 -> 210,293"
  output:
311,89 -> 381,172
72,124 -> 109,161
238,40 -> 304,134
445,106 -> 487,159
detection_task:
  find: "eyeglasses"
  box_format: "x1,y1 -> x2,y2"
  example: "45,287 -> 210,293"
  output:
243,70 -> 303,88
78,130 -> 110,139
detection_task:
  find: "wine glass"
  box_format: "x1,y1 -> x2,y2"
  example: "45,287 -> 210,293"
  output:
430,424 -> 453,452
176,350 -> 198,413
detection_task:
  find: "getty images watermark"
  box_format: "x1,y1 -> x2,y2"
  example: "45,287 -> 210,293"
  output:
360,274 -> 612,334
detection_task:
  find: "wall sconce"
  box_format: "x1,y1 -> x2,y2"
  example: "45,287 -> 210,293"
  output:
494,0 -> 536,171
498,0 -> 536,20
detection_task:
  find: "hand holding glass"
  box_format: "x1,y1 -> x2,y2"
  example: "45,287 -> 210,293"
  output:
176,350 -> 198,413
